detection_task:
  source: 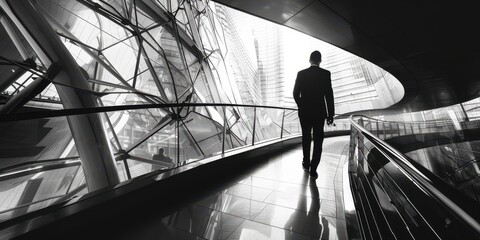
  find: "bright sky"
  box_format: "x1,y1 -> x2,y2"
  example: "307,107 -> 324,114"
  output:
225,5 -> 341,100
283,27 -> 332,94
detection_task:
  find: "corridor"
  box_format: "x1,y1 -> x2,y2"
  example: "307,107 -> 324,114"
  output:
124,136 -> 351,240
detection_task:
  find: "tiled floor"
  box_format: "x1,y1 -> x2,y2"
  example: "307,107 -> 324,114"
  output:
156,135 -> 351,240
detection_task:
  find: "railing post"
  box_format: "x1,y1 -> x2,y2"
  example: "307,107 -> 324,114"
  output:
222,106 -> 226,155
358,117 -> 364,129
383,122 -> 386,139
280,109 -> 285,139
390,122 -> 393,138
123,160 -> 131,179
176,110 -> 180,164
460,103 -> 470,122
252,107 -> 257,146
349,115 -> 480,237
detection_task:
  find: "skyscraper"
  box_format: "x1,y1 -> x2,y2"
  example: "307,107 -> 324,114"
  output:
253,25 -> 285,107
215,5 -> 262,105
224,8 -> 285,107
321,45 -> 401,114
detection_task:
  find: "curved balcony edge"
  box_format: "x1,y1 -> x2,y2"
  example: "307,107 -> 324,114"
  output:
348,115 -> 480,239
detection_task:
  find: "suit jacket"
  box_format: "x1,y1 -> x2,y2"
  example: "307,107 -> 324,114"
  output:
293,65 -> 334,119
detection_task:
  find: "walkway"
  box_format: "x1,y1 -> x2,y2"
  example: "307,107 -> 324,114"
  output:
13,136 -> 351,240
137,136 -> 351,240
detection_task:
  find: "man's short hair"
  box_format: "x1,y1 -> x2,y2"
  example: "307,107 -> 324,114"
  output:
310,50 -> 322,63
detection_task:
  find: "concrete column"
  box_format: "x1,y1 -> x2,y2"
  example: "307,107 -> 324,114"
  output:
2,0 -> 120,191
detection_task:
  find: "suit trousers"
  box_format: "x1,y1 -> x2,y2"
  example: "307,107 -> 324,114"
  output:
299,115 -> 325,173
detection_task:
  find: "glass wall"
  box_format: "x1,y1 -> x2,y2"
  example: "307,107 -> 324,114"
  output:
0,0 -> 302,223
0,0 -> 402,224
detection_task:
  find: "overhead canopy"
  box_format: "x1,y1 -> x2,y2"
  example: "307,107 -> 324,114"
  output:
213,0 -> 480,112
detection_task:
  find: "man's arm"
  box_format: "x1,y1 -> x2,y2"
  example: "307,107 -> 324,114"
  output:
293,72 -> 301,105
325,71 -> 335,124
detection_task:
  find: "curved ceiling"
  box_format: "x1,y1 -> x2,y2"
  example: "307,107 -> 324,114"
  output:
213,0 -> 480,112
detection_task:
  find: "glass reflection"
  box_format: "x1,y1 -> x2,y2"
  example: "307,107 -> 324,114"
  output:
350,115 -> 480,238
0,0 -> 314,225
405,140 -> 480,203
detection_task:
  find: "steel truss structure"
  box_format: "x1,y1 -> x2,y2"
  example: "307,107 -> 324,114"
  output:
0,0 -> 311,222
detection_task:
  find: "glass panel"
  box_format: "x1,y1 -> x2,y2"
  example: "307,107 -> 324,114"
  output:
173,8 -> 192,37
133,69 -> 163,98
224,106 -> 248,149
115,161 -> 128,182
0,164 -> 84,223
193,71 -> 215,103
397,122 -> 403,136
129,118 -> 177,165
99,93 -> 152,106
0,117 -> 76,167
38,0 -> 134,50
126,159 -> 154,179
0,0 -> 312,225
108,108 -> 172,151
325,118 -> 350,133
282,110 -> 300,137
182,111 -> 223,159
133,4 -> 157,29
254,108 -> 282,144
101,37 -> 140,81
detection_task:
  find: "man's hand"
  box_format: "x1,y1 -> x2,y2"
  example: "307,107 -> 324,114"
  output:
327,116 -> 334,125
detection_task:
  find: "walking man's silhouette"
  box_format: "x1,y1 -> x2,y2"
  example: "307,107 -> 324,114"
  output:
293,50 -> 334,179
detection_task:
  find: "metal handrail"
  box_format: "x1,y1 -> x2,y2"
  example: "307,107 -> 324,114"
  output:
349,115 -> 480,236
0,102 -> 301,170
0,103 -> 354,219
0,195 -> 63,216
0,183 -> 88,222
0,157 -> 80,174
0,159 -> 82,181
0,103 -> 301,215
356,114 -> 462,126
0,103 -> 352,175
0,102 -> 298,122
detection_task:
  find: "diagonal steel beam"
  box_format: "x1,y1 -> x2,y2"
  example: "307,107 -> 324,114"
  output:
3,0 -> 120,192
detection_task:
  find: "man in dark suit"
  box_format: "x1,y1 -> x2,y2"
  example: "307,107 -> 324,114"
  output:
293,50 -> 334,179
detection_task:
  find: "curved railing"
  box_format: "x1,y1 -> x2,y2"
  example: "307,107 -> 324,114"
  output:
355,115 -> 480,201
356,115 -> 480,140
0,103 -> 294,221
348,115 -> 480,239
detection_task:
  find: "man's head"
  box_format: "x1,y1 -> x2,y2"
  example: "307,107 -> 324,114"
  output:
158,148 -> 164,154
309,50 -> 322,65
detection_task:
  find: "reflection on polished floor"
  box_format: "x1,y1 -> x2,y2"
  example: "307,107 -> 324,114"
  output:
136,136 -> 350,240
